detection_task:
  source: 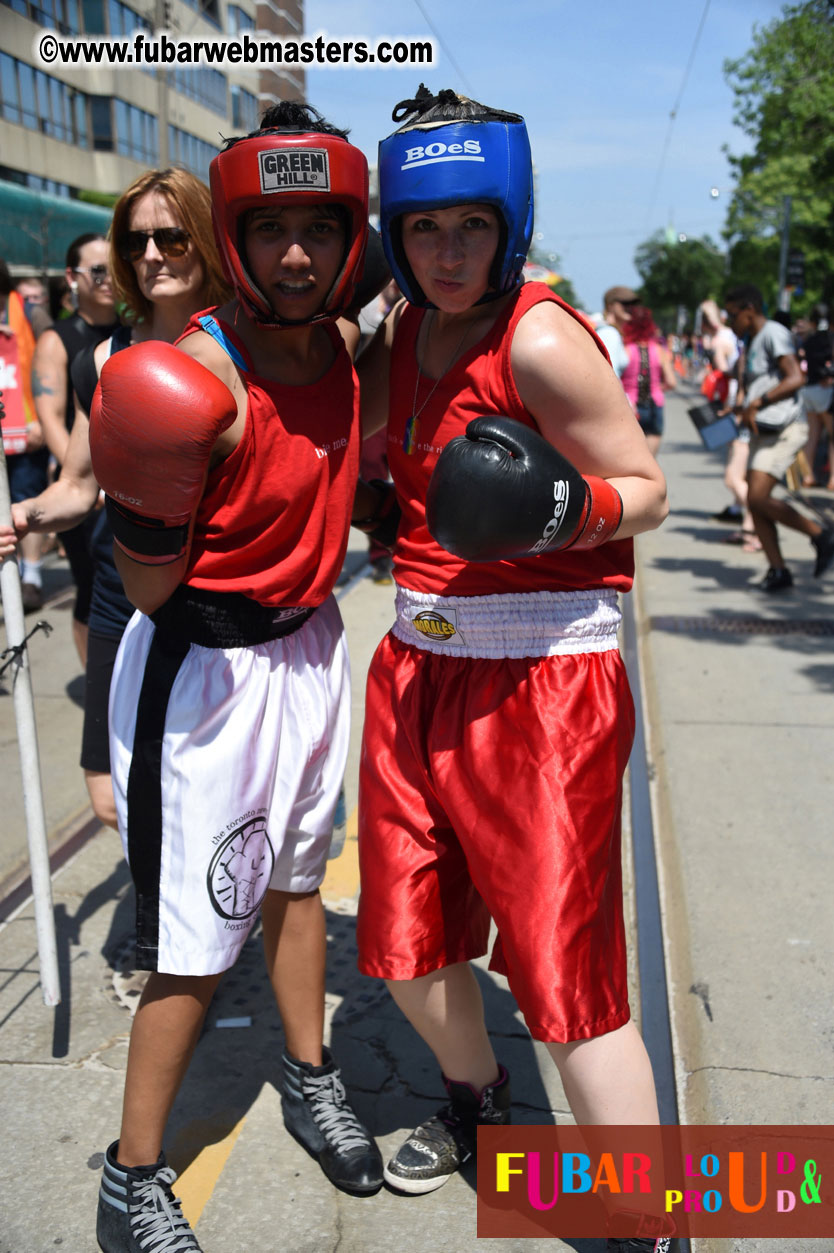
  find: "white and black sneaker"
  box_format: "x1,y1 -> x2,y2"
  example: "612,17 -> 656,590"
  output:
281,1047 -> 383,1194
384,1066 -> 511,1195
607,1234 -> 675,1252
97,1140 -> 202,1252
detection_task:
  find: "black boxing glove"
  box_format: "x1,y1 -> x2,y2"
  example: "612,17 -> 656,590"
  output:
426,416 -> 623,562
352,478 -> 401,551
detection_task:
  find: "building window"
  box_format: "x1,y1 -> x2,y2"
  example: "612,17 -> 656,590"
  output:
112,97 -> 158,163
0,0 -> 81,33
180,0 -> 220,26
0,51 -> 89,147
107,0 -> 155,74
0,164 -> 75,196
231,83 -> 258,132
227,3 -> 254,34
172,66 -> 227,116
168,124 -> 219,179
0,53 -> 21,126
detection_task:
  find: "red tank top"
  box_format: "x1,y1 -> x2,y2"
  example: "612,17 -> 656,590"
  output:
177,312 -> 361,607
387,283 -> 634,595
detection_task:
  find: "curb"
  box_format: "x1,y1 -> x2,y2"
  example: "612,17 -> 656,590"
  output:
0,803 -> 102,924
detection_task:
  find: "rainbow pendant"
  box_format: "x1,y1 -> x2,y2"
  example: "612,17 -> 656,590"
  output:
403,414 -> 419,455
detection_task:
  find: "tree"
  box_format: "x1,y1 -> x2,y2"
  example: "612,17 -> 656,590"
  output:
722,0 -> 834,311
526,243 -> 581,311
632,231 -> 726,328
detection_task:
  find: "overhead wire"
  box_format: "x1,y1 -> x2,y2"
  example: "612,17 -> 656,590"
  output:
411,0 -> 476,96
644,0 -> 713,230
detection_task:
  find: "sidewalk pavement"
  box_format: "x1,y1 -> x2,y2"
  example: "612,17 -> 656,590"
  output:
1,386 -> 831,1253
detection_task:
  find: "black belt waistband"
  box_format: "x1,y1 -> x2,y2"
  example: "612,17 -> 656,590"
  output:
150,585 -> 314,648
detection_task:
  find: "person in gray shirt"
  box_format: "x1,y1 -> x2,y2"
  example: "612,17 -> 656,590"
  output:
725,284 -> 834,592
596,285 -> 636,378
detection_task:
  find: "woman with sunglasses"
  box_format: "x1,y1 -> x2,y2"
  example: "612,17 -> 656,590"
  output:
354,87 -> 670,1251
30,233 -> 119,657
0,168 -> 229,832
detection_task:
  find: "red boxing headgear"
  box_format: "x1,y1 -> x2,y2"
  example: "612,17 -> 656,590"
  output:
209,130 -> 369,325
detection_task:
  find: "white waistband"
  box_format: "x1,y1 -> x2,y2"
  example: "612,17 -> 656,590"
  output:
391,586 -> 622,659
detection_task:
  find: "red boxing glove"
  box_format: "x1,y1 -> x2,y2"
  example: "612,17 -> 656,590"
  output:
90,342 -> 237,565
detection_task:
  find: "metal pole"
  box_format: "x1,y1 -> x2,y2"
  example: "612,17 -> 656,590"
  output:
156,0 -> 170,167
0,437 -> 60,1006
777,195 -> 792,312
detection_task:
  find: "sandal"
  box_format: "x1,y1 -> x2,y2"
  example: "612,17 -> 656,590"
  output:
742,532 -> 762,552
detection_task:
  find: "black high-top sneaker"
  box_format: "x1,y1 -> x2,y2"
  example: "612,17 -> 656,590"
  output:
96,1140 -> 202,1252
607,1239 -> 675,1252
383,1065 -> 511,1194
281,1047 -> 383,1194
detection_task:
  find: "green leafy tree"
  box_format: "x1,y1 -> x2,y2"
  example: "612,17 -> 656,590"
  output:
526,244 -> 580,311
722,0 -> 834,311
632,232 -> 726,329
79,189 -> 119,208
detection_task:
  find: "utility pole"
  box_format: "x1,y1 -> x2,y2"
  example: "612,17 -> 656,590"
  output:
155,0 -> 170,167
777,195 -> 792,312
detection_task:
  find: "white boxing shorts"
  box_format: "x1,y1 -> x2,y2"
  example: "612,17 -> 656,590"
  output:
109,594 -> 349,976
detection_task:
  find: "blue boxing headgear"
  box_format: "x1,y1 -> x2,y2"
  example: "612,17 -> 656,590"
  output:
379,116 -> 534,307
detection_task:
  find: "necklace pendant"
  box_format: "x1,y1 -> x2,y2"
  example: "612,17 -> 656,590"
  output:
403,413 -> 419,455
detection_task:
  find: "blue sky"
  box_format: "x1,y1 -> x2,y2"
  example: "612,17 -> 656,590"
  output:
305,0 -> 788,312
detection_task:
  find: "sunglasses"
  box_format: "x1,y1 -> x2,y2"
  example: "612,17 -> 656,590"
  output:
620,298 -> 641,308
119,227 -> 191,262
73,265 -> 111,286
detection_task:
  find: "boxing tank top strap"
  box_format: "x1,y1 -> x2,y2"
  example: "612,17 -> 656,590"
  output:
196,313 -> 251,373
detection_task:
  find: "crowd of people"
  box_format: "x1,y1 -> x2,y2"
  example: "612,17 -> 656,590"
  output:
1,81 -> 832,1253
589,279 -> 834,589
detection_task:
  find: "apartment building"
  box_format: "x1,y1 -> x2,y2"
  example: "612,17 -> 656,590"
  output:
0,0 -> 304,270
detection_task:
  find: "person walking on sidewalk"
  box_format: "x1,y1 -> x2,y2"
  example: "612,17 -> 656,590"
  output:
355,85 -> 671,1253
620,304 -> 677,456
1,257 -> 48,611
724,284 -> 834,591
88,103 -> 384,1253
596,284 -> 637,379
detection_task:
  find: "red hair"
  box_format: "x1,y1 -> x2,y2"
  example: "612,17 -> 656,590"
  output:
622,306 -> 659,344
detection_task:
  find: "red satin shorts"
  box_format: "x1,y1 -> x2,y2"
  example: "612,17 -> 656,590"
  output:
356,632 -> 635,1042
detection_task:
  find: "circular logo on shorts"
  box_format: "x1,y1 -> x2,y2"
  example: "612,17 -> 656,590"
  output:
207,816 -> 275,921
412,610 -> 456,639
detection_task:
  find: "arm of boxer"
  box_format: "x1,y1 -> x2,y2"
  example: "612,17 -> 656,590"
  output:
90,342 -> 237,565
357,299 -> 406,437
32,329 -> 71,464
426,418 -> 622,562
114,544 -> 190,617
352,478 -> 401,551
510,300 -> 668,538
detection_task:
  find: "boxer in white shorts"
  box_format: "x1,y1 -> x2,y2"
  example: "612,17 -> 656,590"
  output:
109,595 -> 349,974
89,101 -> 387,1253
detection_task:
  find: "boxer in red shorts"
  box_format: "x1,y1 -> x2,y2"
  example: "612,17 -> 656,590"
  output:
355,86 -> 672,1252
